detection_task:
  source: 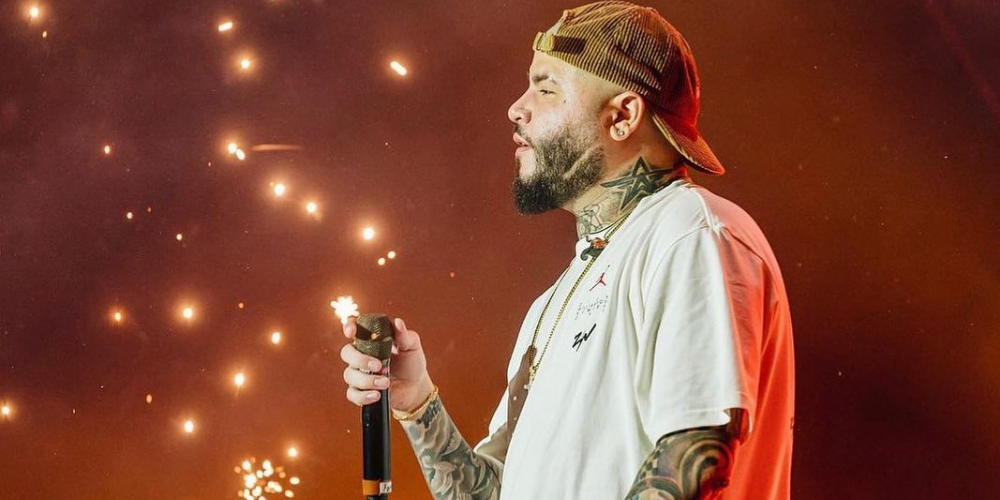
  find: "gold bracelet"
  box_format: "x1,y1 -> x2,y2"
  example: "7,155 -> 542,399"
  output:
391,385 -> 439,422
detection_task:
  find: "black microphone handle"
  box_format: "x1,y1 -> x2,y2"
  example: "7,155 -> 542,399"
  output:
362,387 -> 391,500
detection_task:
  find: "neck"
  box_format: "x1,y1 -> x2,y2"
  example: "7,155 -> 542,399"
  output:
571,156 -> 686,238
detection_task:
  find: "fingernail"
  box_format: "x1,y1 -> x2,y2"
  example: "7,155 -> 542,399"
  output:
367,392 -> 378,402
375,377 -> 389,389
368,360 -> 380,372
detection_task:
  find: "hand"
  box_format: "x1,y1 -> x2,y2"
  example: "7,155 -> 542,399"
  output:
340,317 -> 435,412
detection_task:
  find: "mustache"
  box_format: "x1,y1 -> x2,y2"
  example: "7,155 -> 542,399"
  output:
512,125 -> 533,146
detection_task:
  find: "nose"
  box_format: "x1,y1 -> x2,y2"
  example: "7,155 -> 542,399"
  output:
508,91 -> 530,124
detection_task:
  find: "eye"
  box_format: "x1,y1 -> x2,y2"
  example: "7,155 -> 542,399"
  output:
538,89 -> 555,95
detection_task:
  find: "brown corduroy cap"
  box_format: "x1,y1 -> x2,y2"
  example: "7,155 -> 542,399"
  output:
533,1 -> 725,175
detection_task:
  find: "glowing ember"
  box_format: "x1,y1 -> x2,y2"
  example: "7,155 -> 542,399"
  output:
182,306 -> 195,320
1,403 -> 11,418
330,296 -> 359,325
125,211 -> 134,220
41,31 -> 47,38
175,233 -> 184,242
145,394 -> 153,404
377,257 -> 386,266
236,457 -> 298,500
111,310 -> 123,324
270,331 -> 282,345
362,227 -> 376,241
28,6 -> 40,20
227,142 -> 239,154
305,201 -> 318,214
234,372 -> 246,388
273,183 -> 287,197
240,58 -> 252,70
103,144 -> 112,155
287,447 -> 298,458
387,250 -> 397,259
235,148 -> 246,161
238,302 -> 245,309
183,419 -> 195,434
218,21 -> 234,32
390,60 -> 408,76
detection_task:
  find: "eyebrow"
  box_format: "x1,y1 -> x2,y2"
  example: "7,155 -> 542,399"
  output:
529,72 -> 558,86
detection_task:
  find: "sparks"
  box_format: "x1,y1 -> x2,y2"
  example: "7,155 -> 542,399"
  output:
236,457 -> 298,500
287,447 -> 298,458
377,257 -> 386,266
103,144 -> 111,155
270,331 -> 282,345
235,148 -> 246,161
182,306 -> 195,320
234,372 -> 246,388
28,5 -> 41,20
218,21 -> 234,32
387,250 -> 397,259
175,233 -> 184,242
273,183 -> 287,197
240,58 -> 252,70
227,142 -> 239,154
390,60 -> 408,76
125,211 -> 134,220
331,296 -> 359,325
362,227 -> 376,241
183,419 -> 195,434
1,403 -> 11,419
145,394 -> 153,404
305,201 -> 318,214
111,309 -> 123,324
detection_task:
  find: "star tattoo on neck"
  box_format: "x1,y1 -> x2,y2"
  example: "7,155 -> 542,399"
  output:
599,157 -> 680,211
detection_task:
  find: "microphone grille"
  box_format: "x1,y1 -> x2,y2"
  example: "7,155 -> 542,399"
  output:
354,314 -> 394,362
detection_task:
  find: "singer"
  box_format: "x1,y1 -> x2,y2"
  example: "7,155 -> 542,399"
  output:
341,2 -> 794,499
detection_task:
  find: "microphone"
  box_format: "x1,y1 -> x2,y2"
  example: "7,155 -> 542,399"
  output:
354,314 -> 394,500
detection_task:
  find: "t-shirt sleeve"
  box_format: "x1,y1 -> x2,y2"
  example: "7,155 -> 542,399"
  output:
635,225 -> 765,442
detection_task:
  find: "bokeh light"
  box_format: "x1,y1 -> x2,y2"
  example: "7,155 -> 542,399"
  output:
390,60 -> 408,76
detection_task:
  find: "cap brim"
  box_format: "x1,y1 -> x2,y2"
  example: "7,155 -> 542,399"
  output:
651,110 -> 726,176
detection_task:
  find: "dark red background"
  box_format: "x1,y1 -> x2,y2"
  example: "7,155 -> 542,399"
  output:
1,0 -> 998,498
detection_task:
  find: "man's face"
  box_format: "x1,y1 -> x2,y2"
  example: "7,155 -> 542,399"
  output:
508,52 -> 606,215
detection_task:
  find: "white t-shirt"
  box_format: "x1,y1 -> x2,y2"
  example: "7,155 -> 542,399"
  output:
474,176 -> 794,500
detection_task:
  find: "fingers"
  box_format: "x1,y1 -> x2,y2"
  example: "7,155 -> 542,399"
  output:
340,342 -> 382,372
346,386 -> 382,406
393,317 -> 422,352
343,366 -> 391,391
342,315 -> 358,339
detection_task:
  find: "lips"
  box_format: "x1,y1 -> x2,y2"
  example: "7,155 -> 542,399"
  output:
513,133 -> 530,148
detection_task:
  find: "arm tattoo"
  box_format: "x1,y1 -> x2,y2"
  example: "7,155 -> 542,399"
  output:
401,397 -> 501,500
576,157 -> 684,237
624,425 -> 738,500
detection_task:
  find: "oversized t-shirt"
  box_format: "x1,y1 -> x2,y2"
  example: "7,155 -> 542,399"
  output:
473,176 -> 794,500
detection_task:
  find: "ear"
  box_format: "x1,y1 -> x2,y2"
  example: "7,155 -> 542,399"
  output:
606,92 -> 646,142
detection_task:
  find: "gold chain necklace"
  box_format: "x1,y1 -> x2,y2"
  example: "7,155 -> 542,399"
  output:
526,207 -> 637,386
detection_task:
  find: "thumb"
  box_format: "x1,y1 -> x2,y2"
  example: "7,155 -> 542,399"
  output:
394,318 -> 422,352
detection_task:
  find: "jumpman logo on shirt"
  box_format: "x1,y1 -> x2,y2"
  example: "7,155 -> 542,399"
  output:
589,266 -> 611,292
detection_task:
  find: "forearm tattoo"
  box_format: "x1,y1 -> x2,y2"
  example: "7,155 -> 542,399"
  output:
624,427 -> 736,500
401,397 -> 501,500
576,157 -> 684,236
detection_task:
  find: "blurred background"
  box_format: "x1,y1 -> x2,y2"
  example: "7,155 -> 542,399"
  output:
1,0 -> 997,498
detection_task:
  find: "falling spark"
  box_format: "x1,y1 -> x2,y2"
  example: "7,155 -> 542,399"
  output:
41,31 -> 47,38
377,257 -> 386,266
218,21 -> 234,32
183,419 -> 195,434
1,403 -> 11,418
175,233 -> 184,242
270,331 -> 282,345
145,394 -> 153,404
235,148 -> 246,161
387,250 -> 397,259
305,201 -> 318,214
28,6 -> 40,20
182,306 -> 195,320
250,144 -> 303,152
227,142 -> 239,154
362,227 -> 376,241
234,372 -> 246,388
240,58 -> 252,70
111,309 -> 123,324
125,211 -> 134,220
390,60 -> 408,76
103,144 -> 111,155
287,447 -> 298,458
450,271 -> 456,278
290,477 -> 300,485
146,206 -> 153,214
331,296 -> 359,325
238,302 -> 245,309
273,183 -> 287,197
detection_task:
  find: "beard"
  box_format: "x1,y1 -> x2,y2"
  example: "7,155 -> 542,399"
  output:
512,123 -> 605,215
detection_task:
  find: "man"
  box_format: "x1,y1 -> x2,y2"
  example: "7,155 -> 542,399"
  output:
340,2 -> 794,499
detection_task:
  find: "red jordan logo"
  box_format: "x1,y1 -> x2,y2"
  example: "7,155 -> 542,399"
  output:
589,270 -> 609,291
